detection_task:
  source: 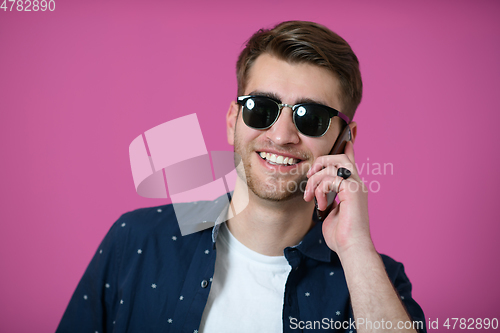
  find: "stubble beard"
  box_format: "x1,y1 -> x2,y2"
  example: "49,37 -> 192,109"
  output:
233,134 -> 309,202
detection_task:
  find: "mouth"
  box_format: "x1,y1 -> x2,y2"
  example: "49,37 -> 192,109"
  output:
257,151 -> 302,166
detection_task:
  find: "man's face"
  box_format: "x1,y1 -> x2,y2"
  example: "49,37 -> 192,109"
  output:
227,53 -> 344,202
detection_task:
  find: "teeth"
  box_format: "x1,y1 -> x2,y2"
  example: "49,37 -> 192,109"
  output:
259,152 -> 299,165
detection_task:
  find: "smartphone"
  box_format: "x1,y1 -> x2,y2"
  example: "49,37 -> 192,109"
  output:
315,125 -> 352,221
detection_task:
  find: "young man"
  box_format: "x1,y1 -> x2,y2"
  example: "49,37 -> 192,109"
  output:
57,21 -> 426,333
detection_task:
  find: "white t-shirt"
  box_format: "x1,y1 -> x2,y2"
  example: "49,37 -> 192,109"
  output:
199,223 -> 291,332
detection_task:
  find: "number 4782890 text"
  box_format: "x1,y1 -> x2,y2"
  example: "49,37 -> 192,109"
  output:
1,0 -> 55,11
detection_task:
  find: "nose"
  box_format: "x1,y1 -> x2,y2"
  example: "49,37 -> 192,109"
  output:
265,107 -> 300,145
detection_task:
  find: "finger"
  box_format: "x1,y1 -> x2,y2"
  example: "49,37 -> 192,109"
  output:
313,175 -> 338,210
304,167 -> 339,202
306,154 -> 357,179
307,160 -> 360,191
335,178 -> 367,204
304,167 -> 337,201
304,162 -> 361,202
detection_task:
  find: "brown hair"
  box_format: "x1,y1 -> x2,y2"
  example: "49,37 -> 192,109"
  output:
236,21 -> 362,120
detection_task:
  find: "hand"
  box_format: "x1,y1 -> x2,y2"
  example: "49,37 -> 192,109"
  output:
303,141 -> 373,256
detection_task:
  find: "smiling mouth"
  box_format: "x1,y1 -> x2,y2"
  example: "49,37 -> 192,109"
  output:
258,152 -> 301,166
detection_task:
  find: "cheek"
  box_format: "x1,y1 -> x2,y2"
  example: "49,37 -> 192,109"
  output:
315,144 -> 335,158
316,119 -> 344,155
329,119 -> 343,136
234,119 -> 263,147
302,133 -> 340,159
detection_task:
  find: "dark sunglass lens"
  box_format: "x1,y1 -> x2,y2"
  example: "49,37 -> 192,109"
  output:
242,97 -> 279,129
294,105 -> 330,137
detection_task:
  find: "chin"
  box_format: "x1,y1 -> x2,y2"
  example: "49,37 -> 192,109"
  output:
247,173 -> 308,202
233,135 -> 308,202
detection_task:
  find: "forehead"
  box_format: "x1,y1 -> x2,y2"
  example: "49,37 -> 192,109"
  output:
245,53 -> 342,110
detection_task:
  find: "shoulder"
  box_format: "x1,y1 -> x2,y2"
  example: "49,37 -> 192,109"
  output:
379,254 -> 408,281
102,201 -> 217,255
116,203 -> 180,235
380,254 -> 403,272
379,253 -> 416,294
99,202 -> 215,277
106,197 -> 228,250
111,201 -> 211,245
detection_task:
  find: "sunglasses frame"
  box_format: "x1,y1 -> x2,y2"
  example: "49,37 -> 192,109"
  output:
237,95 -> 351,137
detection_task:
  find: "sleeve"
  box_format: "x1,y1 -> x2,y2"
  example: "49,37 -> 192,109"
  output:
382,255 -> 427,333
56,217 -> 128,333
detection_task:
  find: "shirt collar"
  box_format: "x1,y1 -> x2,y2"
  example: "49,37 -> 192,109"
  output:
209,192 -> 232,245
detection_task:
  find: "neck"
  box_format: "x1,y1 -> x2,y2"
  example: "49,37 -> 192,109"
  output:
227,179 -> 315,256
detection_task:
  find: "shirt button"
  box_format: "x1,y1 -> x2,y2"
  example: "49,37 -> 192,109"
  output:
201,280 -> 208,288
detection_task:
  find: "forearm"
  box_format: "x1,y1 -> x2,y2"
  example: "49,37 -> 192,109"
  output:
339,245 -> 417,333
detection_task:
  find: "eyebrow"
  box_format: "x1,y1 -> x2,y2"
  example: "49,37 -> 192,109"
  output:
247,90 -> 329,106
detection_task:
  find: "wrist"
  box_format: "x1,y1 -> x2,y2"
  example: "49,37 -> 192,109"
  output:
337,239 -> 378,264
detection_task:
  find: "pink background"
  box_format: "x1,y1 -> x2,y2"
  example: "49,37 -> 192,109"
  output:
1,1 -> 499,332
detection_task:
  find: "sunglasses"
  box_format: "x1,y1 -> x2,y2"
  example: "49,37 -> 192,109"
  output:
237,95 -> 350,137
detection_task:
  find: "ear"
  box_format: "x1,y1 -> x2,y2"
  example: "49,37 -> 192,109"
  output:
348,121 -> 358,144
226,101 -> 239,146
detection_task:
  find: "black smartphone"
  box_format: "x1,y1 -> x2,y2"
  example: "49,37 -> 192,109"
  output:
315,125 -> 352,221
